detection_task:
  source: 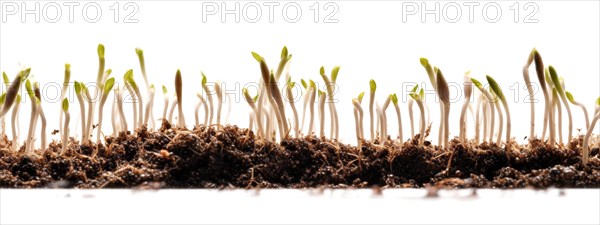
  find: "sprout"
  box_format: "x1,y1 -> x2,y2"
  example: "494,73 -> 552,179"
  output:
10,95 -> 21,151
34,82 -> 47,151
201,72 -> 214,125
74,81 -> 86,141
286,78 -> 300,138
115,88 -> 128,133
174,69 -> 185,128
0,92 -> 6,133
135,48 -> 150,89
552,87 -> 563,144
436,69 -> 450,149
252,52 -> 289,140
124,69 -> 144,129
486,75 -> 512,150
83,84 -> 94,143
307,80 -> 317,135
408,85 -> 419,137
96,77 -> 115,143
419,58 -> 444,147
275,46 -> 293,81
459,72 -> 473,143
162,85 -> 169,122
111,97 -> 119,134
533,51 -> 554,145
319,66 -> 340,140
352,98 -> 364,147
474,93 -> 483,144
369,79 -> 376,141
215,82 -> 223,125
59,64 -> 71,140
565,91 -> 590,131
144,84 -> 156,130
2,71 -> 9,88
25,79 -> 39,153
409,87 -> 426,146
300,78 -> 309,132
96,44 -> 105,85
548,66 -> 574,143
61,98 -> 70,155
379,94 -> 392,142
583,110 -> 600,165
0,68 -> 30,118
522,49 -> 537,140
391,93 -> 403,145
195,92 -> 209,127
472,78 -> 498,144
318,89 -> 327,138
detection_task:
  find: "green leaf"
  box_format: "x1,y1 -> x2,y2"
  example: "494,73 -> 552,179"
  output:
251,52 -> 263,62
410,84 -> 419,93
331,66 -> 340,83
596,97 -> 600,106
150,84 -> 155,90
369,79 -> 376,92
288,82 -> 295,89
21,68 -> 31,81
419,58 -> 429,67
391,93 -> 398,105
74,81 -> 82,94
470,78 -> 483,89
162,85 -> 167,94
124,69 -> 137,89
301,79 -> 307,89
419,88 -> 424,99
319,66 -> 325,76
2,72 -> 9,84
486,75 -> 505,100
281,46 -> 288,59
104,77 -> 115,93
97,44 -> 105,58
64,64 -> 71,83
25,79 -> 35,98
409,93 -> 418,101
105,69 -> 112,76
62,98 -> 69,112
309,79 -> 316,88
548,65 -> 563,93
358,92 -> 365,102
0,92 -> 6,104
565,91 -> 575,104
201,71 -> 207,85
318,90 -> 325,97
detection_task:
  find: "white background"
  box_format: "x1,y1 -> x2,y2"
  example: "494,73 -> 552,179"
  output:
0,0 -> 599,146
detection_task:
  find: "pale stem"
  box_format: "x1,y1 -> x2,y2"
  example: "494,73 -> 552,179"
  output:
582,112 -> 600,165
318,92 -> 326,138
408,99 -> 414,137
393,103 -> 403,145
308,88 -> 316,136
61,112 -> 70,155
75,93 -> 86,141
11,101 -> 20,151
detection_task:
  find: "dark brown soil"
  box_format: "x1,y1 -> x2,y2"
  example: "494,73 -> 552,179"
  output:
1,121 -> 599,189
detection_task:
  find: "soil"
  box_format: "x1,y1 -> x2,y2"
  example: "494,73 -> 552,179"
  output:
1,121 -> 599,189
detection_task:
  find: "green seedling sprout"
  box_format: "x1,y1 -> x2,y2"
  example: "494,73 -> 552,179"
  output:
300,78 -> 309,132
61,98 -> 70,155
583,106 -> 600,165
459,72 -> 473,143
486,75 -> 512,150
124,70 -> 143,129
532,51 -> 554,145
83,83 -> 94,143
74,81 -> 87,141
34,82 -> 47,152
168,95 -> 177,124
552,87 -> 563,144
436,69 -> 451,149
420,58 -> 445,147
10,94 -> 21,151
201,72 -> 214,125
115,88 -> 128,133
275,46 -> 293,81
243,88 -> 265,137
369,79 -> 377,141
391,93 -> 403,146
195,92 -> 209,127
2,72 -> 9,89
319,66 -> 340,140
286,78 -> 300,138
135,48 -> 150,89
175,69 -> 185,128
522,49 -> 536,140
471,78 -> 497,145
86,44 -> 105,142
252,52 -> 289,140
144,84 -> 156,128
548,66 -> 574,143
409,87 -> 426,146
25,79 -> 39,153
408,85 -> 418,137
162,85 -> 169,122
352,93 -> 365,146
59,64 -> 71,140
214,82 -> 223,125
318,89 -> 327,138
0,68 -> 30,118
566,91 -> 590,130
542,67 -> 556,144
379,94 -> 392,142
96,77 -> 115,143
307,80 -> 317,135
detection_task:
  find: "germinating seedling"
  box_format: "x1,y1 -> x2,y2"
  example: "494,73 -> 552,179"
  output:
566,91 -> 590,130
